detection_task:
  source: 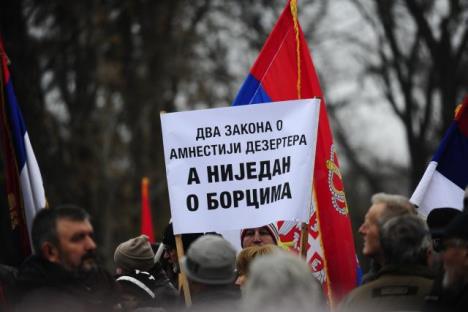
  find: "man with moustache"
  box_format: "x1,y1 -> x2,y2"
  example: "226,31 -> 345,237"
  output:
424,212 -> 468,312
14,205 -> 116,312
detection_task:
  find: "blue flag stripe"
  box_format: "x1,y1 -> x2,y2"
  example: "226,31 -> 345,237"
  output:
232,74 -> 272,106
434,125 -> 468,190
5,81 -> 27,168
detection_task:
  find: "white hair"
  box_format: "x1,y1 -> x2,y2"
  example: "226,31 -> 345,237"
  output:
371,192 -> 416,221
242,250 -> 324,312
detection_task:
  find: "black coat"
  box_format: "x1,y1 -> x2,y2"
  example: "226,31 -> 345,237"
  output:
424,276 -> 468,312
13,255 -> 116,312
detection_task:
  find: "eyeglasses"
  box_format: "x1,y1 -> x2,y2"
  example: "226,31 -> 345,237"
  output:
436,239 -> 468,252
432,238 -> 442,253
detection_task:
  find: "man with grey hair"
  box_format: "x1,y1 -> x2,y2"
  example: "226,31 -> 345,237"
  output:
358,192 -> 416,282
339,214 -> 433,311
242,249 -> 324,312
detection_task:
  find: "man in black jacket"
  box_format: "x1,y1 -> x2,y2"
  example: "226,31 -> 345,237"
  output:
424,213 -> 468,312
14,205 -> 116,312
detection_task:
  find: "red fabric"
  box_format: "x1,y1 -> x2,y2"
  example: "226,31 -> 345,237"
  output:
456,96 -> 468,137
141,177 -> 155,243
0,39 -> 32,260
249,1 -> 358,303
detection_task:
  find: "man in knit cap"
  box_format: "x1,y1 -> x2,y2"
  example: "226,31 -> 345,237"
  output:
114,235 -> 179,309
114,235 -> 155,274
240,224 -> 279,248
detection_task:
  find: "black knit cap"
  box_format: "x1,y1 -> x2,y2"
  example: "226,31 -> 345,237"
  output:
426,207 -> 461,239
162,223 -> 203,250
443,213 -> 468,241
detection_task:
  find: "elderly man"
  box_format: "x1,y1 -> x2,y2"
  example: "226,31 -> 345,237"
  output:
14,205 -> 115,311
358,193 -> 416,282
240,224 -> 279,248
339,214 -> 433,311
424,213 -> 468,312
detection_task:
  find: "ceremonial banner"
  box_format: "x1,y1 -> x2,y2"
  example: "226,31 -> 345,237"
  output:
0,39 -> 46,262
232,0 -> 359,304
161,99 -> 320,234
411,97 -> 468,215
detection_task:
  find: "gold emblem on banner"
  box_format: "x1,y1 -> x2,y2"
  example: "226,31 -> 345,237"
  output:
326,145 -> 348,215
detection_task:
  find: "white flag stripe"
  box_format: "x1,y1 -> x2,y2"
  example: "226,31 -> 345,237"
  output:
20,133 -> 46,245
410,161 -> 464,216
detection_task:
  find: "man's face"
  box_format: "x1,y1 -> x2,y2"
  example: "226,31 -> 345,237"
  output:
55,218 -> 97,272
441,239 -> 468,289
163,247 -> 178,265
242,226 -> 275,248
359,203 -> 385,258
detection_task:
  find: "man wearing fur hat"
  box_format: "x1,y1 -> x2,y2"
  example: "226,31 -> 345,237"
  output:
424,213 -> 468,312
240,224 -> 279,248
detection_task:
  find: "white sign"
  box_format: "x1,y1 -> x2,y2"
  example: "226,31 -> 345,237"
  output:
161,99 -> 320,234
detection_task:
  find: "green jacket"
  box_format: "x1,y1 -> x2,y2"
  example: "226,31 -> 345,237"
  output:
338,264 -> 434,312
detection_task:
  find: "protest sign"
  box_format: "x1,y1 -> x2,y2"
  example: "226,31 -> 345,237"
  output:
161,98 -> 320,234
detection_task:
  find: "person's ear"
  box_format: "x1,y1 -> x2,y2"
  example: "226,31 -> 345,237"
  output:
41,241 -> 60,263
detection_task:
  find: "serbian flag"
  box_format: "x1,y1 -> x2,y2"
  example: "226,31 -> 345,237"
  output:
411,97 -> 468,215
0,39 -> 46,262
141,177 -> 155,242
233,0 -> 358,304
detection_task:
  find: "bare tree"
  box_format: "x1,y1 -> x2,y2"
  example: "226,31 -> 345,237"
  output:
341,0 -> 468,190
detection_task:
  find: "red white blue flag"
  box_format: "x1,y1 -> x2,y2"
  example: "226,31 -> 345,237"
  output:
0,39 -> 46,262
411,97 -> 468,215
233,0 -> 359,304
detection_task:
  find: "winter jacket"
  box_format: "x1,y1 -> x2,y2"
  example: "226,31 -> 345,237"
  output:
13,255 -> 116,312
338,264 -> 434,312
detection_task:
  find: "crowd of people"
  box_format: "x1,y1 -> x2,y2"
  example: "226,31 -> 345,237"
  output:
0,190 -> 467,312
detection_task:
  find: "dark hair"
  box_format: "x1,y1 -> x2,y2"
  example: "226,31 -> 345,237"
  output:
32,204 -> 90,255
379,214 -> 430,266
162,223 -> 202,250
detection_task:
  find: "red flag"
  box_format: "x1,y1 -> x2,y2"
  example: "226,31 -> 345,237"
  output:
141,177 -> 155,242
233,0 -> 359,304
0,38 -> 36,264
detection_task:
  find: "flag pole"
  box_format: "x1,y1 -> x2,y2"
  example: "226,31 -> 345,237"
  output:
300,222 -> 308,257
161,109 -> 191,306
291,0 -> 310,259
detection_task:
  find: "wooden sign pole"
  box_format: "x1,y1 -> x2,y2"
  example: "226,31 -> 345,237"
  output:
300,222 -> 308,257
175,234 -> 192,307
